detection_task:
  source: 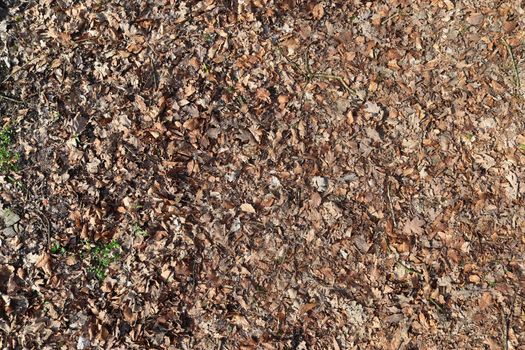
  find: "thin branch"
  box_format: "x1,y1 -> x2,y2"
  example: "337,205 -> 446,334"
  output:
0,55 -> 45,85
386,180 -> 397,227
502,38 -> 521,94
0,94 -> 24,104
277,45 -> 357,97
503,290 -> 517,350
314,73 -> 356,96
396,260 -> 422,275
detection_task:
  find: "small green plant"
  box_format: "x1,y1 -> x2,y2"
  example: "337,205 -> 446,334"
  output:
70,133 -> 81,146
89,240 -> 121,280
202,33 -> 214,43
201,63 -> 210,74
132,222 -> 148,237
52,111 -> 61,122
0,126 -> 19,174
518,144 -> 525,151
50,243 -> 66,255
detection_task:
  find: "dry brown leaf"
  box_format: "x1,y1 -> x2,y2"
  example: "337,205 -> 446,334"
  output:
443,0 -> 454,9
403,217 -> 425,235
478,292 -> 493,310
183,118 -> 200,130
255,88 -> 271,102
312,3 -> 324,19
365,101 -> 381,114
135,95 -> 148,113
278,95 -> 289,109
260,195 -> 274,208
299,303 -> 317,314
240,203 -> 256,214
123,306 -> 134,323
466,13 -> 484,26
35,252 -> 52,275
310,192 -> 322,208
469,275 -> 480,283
231,314 -> 250,327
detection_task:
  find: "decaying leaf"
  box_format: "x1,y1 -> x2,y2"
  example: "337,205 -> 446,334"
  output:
240,203 -> 256,214
2,0 -> 523,348
403,218 -> 425,235
312,3 -> 324,19
35,252 -> 52,275
466,13 -> 484,26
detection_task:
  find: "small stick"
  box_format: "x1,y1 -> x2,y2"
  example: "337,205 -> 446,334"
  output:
0,55 -> 44,85
396,260 -> 422,275
34,209 -> 51,250
503,290 -> 517,350
314,73 -> 356,95
428,298 -> 445,313
382,12 -> 399,25
386,181 -> 397,227
0,94 -> 24,104
277,45 -> 357,98
502,38 -> 521,94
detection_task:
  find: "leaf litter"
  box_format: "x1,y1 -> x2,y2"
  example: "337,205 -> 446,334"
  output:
0,0 -> 525,349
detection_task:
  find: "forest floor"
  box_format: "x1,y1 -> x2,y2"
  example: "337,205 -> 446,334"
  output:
1,1 -> 525,349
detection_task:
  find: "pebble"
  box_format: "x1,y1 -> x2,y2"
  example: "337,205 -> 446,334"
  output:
1,208 -> 20,227
311,176 -> 329,192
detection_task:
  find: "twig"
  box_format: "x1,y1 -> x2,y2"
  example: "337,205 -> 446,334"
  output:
314,73 -> 356,95
382,12 -> 399,25
396,260 -> 422,275
277,45 -> 357,97
503,290 -> 517,350
0,55 -> 44,85
276,46 -> 304,75
34,209 -> 51,250
428,298 -> 445,313
304,43 -> 313,78
502,38 -> 521,94
0,94 -> 24,104
386,180 -> 397,227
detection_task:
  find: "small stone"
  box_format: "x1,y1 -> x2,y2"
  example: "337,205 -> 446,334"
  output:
2,226 -> 16,237
312,176 -> 329,192
77,336 -> 90,350
269,176 -> 282,190
1,209 -> 20,227
342,173 -> 357,182
230,217 -> 241,233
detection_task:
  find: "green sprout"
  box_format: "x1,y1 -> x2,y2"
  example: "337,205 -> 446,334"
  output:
52,111 -> 61,122
89,240 -> 121,280
132,222 -> 148,237
0,126 -> 19,174
203,33 -> 214,43
50,243 -> 66,255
